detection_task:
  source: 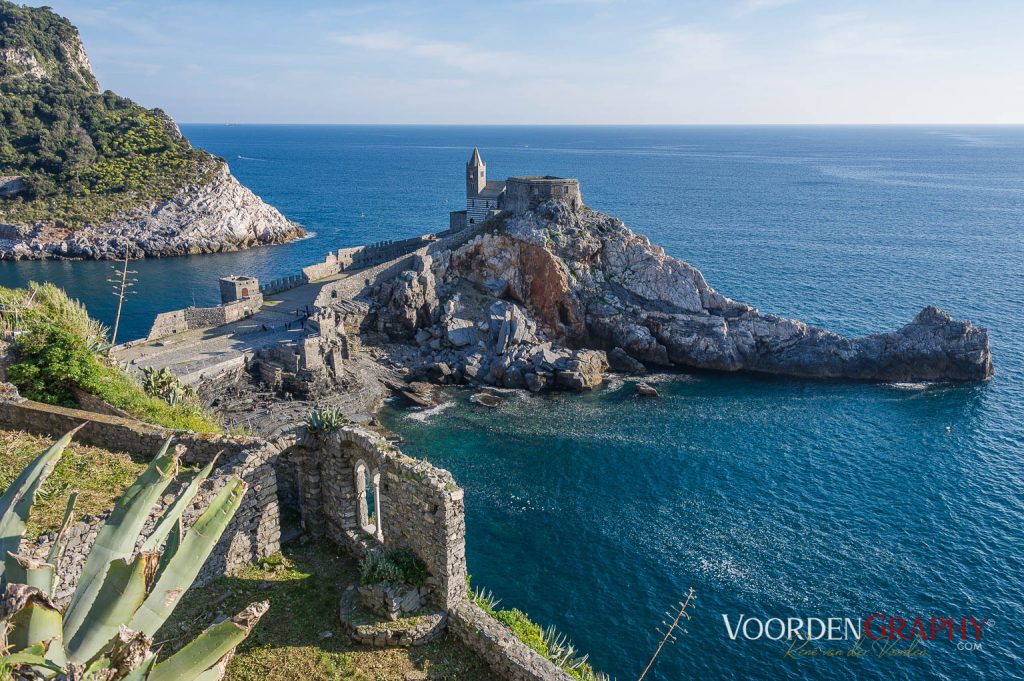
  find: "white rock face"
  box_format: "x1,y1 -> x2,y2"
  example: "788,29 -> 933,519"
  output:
0,164 -> 304,260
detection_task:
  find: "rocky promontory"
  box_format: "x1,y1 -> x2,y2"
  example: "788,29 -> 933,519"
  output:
0,163 -> 303,260
368,201 -> 992,388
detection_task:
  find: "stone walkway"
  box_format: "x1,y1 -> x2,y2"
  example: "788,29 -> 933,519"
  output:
113,248 -> 426,386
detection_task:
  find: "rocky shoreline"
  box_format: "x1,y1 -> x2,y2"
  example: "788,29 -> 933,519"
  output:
117,195 -> 992,438
0,163 -> 304,260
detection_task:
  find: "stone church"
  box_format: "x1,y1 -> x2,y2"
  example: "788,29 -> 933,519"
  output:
449,148 -> 582,231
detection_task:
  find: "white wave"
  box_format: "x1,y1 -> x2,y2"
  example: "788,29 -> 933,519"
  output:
406,400 -> 456,422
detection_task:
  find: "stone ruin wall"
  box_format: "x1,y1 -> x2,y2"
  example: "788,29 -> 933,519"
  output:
0,394 -> 573,681
0,397 -> 281,601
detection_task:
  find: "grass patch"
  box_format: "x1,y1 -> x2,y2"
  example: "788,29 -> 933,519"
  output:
89,365 -> 220,432
360,548 -> 429,589
0,428 -> 146,538
162,540 -> 492,681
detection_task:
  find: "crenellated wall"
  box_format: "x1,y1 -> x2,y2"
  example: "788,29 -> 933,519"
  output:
503,177 -> 582,214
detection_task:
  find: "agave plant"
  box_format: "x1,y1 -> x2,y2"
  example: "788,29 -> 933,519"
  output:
140,366 -> 193,406
470,584 -> 501,613
305,406 -> 347,434
0,426 -> 268,680
542,624 -> 591,672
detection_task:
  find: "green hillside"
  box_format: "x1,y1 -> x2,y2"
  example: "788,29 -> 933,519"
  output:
0,1 -> 218,228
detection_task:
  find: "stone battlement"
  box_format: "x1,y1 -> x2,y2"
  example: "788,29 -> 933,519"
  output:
503,176 -> 582,214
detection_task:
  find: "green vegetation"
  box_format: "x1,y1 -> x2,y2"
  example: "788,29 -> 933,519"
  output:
0,429 -> 265,679
0,282 -> 221,432
141,365 -> 196,406
0,428 -> 145,538
360,548 -> 429,589
305,405 -> 348,434
165,541 -> 492,681
469,576 -> 609,681
0,1 -> 217,227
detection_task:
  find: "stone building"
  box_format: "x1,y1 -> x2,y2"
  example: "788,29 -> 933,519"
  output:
449,148 -> 582,231
220,275 -> 259,303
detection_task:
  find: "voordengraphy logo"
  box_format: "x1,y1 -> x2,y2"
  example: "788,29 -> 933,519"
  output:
722,614 -> 990,659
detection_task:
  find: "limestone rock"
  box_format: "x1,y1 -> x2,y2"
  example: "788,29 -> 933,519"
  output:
608,346 -> 647,374
0,164 -> 303,260
378,200 -> 991,385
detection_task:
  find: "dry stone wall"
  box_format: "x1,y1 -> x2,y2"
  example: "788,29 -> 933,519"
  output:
449,602 -> 574,681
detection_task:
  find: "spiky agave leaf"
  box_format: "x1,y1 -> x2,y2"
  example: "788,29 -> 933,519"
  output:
0,425 -> 84,584
1,583 -> 66,667
147,601 -> 268,681
129,478 -> 247,637
64,552 -> 159,665
62,437 -> 178,646
47,490 -> 79,567
140,454 -> 220,554
3,553 -> 54,594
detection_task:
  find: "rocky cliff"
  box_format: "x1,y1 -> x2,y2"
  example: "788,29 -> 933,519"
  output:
0,163 -> 303,259
0,1 -> 302,259
370,202 -> 992,389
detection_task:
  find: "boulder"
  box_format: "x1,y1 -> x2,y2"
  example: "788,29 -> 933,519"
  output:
634,382 -> 660,397
608,346 -> 647,374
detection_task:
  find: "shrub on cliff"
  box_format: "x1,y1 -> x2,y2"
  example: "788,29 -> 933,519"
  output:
6,322 -> 97,404
468,576 -> 609,680
0,282 -> 220,432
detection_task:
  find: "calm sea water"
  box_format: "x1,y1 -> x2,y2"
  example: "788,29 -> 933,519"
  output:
2,126 -> 1022,679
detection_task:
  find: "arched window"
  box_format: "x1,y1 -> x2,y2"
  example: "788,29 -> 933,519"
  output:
240,287 -> 249,297
354,459 -> 383,540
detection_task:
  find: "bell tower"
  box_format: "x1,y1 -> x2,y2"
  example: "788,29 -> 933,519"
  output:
466,147 -> 486,198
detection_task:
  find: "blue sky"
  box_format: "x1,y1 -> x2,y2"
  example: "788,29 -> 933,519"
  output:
39,0 -> 1024,124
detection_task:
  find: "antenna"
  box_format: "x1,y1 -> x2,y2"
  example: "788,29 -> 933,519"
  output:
108,249 -> 138,349
637,587 -> 697,681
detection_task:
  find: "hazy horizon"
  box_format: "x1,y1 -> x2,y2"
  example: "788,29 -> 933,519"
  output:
36,0 -> 1024,126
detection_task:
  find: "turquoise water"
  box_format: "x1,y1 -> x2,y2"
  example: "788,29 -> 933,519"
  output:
2,126 -> 1022,679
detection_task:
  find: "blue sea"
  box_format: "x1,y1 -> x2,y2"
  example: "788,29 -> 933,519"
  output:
2,126 -> 1021,680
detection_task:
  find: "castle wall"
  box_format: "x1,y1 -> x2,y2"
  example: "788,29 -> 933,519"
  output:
147,308 -> 188,339
147,294 -> 262,340
503,177 -> 582,214
301,252 -> 341,281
